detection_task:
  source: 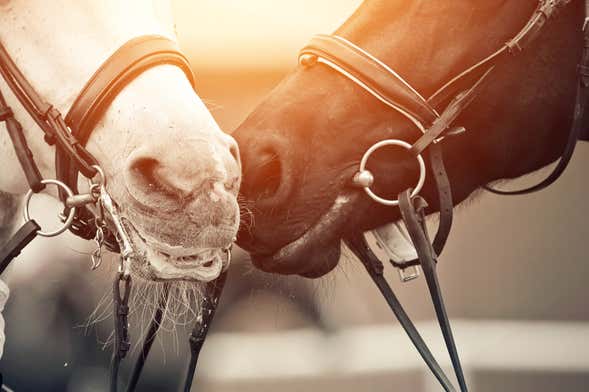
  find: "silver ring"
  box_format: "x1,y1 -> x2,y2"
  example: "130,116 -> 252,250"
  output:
24,179 -> 76,237
357,139 -> 426,206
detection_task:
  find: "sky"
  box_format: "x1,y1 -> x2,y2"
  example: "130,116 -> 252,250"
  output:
172,0 -> 363,70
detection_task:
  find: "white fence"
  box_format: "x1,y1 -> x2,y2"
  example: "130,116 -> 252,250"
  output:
199,320 -> 589,391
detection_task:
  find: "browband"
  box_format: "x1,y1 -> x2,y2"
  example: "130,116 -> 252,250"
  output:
57,34 -> 196,240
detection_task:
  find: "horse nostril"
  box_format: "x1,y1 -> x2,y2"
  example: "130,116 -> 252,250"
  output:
250,150 -> 282,200
130,157 -> 158,187
129,156 -> 191,200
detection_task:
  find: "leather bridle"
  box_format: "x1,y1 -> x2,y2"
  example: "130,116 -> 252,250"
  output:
0,35 -> 228,391
299,1 -> 588,391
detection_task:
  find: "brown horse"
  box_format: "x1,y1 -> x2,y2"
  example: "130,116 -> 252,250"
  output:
234,0 -> 585,278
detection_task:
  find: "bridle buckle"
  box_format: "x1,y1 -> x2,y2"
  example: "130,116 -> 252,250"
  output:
398,265 -> 420,282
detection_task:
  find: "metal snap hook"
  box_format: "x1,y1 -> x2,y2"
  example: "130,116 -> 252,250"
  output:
23,179 -> 76,237
353,139 -> 426,207
222,240 -> 234,271
88,164 -> 106,188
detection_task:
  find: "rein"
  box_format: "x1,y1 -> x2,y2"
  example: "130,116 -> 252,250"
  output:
0,35 -> 228,391
299,1 -> 588,391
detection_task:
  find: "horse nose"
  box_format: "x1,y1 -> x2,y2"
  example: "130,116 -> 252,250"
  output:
237,133 -> 293,208
125,134 -> 241,204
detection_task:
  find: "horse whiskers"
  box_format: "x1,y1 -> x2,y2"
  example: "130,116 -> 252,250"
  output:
83,277 -> 207,357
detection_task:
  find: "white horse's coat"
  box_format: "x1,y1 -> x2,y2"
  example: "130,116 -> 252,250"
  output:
0,1 -> 241,281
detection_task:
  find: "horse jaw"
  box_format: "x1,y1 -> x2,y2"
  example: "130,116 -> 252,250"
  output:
0,0 -> 241,282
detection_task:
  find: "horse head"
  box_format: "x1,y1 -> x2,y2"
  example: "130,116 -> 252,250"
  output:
0,0 -> 241,282
235,0 -> 583,277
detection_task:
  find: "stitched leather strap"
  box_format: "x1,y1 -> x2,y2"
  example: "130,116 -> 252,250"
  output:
300,35 -> 438,129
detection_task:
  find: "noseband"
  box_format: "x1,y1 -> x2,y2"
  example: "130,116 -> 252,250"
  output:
0,35 -> 229,391
299,1 -> 588,391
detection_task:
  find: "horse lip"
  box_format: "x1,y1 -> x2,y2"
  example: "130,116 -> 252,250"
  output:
252,192 -> 363,275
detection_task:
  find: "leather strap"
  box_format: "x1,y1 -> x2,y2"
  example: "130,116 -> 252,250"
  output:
428,0 -> 571,110
0,40 -> 98,179
300,35 -> 438,129
345,235 -> 457,392
409,68 -> 493,157
485,10 -> 589,194
56,35 -> 195,240
59,34 -> 195,191
399,191 -> 468,392
65,35 -> 195,145
183,271 -> 228,391
111,273 -> 132,392
126,283 -> 171,392
390,144 -> 454,270
428,145 -> 454,256
0,90 -> 44,192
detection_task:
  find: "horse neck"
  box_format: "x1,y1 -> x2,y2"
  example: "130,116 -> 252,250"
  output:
0,0 -> 177,194
339,0 -> 583,205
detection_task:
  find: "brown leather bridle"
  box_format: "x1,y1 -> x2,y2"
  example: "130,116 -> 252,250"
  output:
298,1 -> 588,391
0,35 -> 227,391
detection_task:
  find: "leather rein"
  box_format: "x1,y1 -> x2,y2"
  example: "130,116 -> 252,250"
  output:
298,1 -> 588,391
0,35 -> 227,391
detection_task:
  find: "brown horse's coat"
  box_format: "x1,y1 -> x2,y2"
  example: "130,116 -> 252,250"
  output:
235,0 -> 583,277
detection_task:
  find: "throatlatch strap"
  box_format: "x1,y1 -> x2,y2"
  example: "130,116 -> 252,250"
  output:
485,24 -> 589,194
398,191 -> 467,392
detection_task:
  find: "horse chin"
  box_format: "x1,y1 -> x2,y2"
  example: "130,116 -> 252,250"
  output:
250,192 -> 363,278
123,220 -> 228,282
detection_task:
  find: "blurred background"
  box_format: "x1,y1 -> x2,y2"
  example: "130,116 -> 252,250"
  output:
2,1 -> 589,391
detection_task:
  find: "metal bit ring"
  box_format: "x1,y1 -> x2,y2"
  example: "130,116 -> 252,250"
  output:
355,139 -> 426,207
24,179 -> 76,237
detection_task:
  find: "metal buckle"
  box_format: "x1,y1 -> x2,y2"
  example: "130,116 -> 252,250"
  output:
398,265 -> 420,282
366,227 -> 421,283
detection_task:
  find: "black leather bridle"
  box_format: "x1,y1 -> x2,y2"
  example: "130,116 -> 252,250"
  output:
299,1 -> 588,391
0,35 -> 227,391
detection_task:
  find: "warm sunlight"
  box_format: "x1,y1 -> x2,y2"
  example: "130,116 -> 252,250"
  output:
173,0 -> 362,70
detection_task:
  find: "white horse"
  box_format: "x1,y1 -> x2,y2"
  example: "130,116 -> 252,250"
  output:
0,0 -> 242,355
